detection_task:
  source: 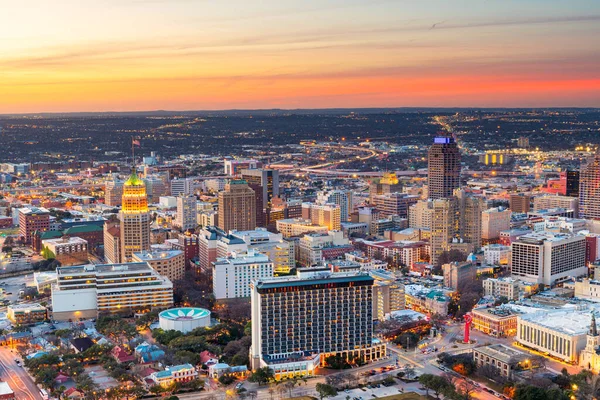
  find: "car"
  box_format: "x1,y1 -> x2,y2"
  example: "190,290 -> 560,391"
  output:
345,389 -> 350,393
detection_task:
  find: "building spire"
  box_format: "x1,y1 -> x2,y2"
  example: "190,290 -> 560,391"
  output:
590,312 -> 598,336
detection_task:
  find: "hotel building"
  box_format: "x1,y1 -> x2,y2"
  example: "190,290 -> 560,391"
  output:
250,271 -> 385,378
510,232 -> 587,286
51,262 -> 174,320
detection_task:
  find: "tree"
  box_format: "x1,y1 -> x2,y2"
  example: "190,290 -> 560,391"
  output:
395,332 -> 420,350
249,367 -> 274,386
315,383 -> 337,400
436,249 -> 467,268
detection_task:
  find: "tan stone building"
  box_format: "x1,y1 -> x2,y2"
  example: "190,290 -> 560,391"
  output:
218,180 -> 256,232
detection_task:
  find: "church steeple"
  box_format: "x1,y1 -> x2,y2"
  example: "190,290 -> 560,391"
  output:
590,312 -> 598,337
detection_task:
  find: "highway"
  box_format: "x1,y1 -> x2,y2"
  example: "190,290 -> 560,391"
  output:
0,346 -> 42,400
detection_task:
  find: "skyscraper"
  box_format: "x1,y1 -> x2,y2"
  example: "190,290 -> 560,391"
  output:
120,170 -> 151,262
218,180 -> 256,232
241,168 -> 279,227
580,150 -> 600,220
566,170 -> 580,198
175,195 -> 198,231
456,189 -> 485,252
427,136 -> 461,200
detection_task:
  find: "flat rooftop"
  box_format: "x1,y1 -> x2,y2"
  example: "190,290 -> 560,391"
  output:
133,250 -> 183,260
519,309 -> 596,336
57,262 -> 153,275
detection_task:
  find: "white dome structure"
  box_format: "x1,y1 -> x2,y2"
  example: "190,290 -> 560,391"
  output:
159,307 -> 211,333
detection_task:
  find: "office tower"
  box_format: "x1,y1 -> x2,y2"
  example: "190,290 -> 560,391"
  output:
443,261 -> 477,290
371,193 -> 419,219
104,178 -> 124,207
580,150 -> 600,220
408,200 -> 434,229
456,189 -> 485,251
517,136 -> 530,148
317,190 -> 353,222
170,178 -> 195,197
301,203 -> 341,231
566,170 -> 580,197
133,249 -> 185,282
509,193 -> 532,213
250,271 -> 386,378
175,195 -> 198,231
18,207 -> 50,244
533,195 -> 579,217
511,232 -> 587,286
241,168 -> 280,208
51,262 -> 174,320
241,168 -> 279,227
218,180 -> 257,232
212,251 -> 273,299
103,222 -> 121,264
430,198 -> 458,265
369,172 -> 402,202
427,136 -> 461,200
298,231 -> 352,267
120,170 -> 151,262
482,208 -> 511,243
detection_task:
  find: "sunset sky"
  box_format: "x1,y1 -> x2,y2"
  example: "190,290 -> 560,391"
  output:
1,0 -> 599,113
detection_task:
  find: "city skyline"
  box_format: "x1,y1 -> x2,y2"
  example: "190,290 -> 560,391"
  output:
1,0 -> 599,113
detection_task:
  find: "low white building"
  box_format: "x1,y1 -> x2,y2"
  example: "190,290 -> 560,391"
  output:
516,308 -> 596,363
212,251 -> 273,299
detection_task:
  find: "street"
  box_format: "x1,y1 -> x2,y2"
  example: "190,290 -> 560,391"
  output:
0,346 -> 43,400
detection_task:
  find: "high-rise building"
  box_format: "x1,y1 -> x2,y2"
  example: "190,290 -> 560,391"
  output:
580,150 -> 600,220
103,222 -> 121,264
317,190 -> 353,222
509,194 -> 532,214
104,178 -> 124,207
120,170 -> 151,262
456,189 -> 485,251
511,232 -> 587,286
408,200 -> 434,230
427,136 -> 461,200
241,168 -> 280,208
212,251 -> 273,299
175,195 -> 198,231
369,172 -> 401,202
430,198 -> 458,265
170,178 -> 195,197
371,193 -> 419,219
482,208 -> 511,243
250,271 -> 386,378
566,170 -> 580,197
51,262 -> 173,320
241,169 -> 279,227
18,207 -> 50,244
218,180 -> 256,232
301,203 -> 341,231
